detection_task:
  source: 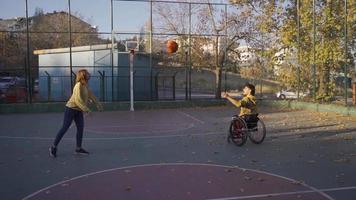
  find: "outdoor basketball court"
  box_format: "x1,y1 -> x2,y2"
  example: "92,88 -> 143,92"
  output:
1,105 -> 356,200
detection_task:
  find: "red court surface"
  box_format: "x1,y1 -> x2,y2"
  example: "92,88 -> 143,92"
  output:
24,164 -> 332,200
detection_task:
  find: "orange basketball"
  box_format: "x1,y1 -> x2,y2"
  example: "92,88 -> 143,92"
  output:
166,40 -> 178,54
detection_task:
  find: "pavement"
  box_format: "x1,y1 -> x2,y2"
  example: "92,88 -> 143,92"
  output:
0,105 -> 356,200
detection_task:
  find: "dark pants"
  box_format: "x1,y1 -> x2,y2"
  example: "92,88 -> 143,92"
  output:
242,114 -> 259,129
53,107 -> 84,148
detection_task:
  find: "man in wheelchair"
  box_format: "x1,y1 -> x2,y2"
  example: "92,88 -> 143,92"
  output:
222,83 -> 258,130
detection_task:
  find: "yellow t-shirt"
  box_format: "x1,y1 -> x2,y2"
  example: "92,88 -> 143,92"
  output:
227,94 -> 257,116
66,82 -> 100,112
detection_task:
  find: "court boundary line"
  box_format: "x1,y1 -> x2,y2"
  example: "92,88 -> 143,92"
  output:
207,186 -> 356,200
22,163 -> 333,200
177,111 -> 205,124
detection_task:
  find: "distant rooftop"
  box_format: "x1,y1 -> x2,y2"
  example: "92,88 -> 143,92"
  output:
34,43 -> 117,55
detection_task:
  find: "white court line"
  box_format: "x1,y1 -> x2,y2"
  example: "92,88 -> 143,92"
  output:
22,163 -> 334,200
178,111 -> 205,124
207,186 -> 356,200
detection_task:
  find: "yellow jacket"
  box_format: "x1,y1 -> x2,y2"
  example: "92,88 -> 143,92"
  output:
226,94 -> 257,116
66,82 -> 101,112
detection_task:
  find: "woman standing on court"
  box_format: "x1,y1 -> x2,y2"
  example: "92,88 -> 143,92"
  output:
49,69 -> 103,157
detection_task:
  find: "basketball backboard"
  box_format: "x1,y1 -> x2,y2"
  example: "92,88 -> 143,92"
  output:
125,41 -> 139,52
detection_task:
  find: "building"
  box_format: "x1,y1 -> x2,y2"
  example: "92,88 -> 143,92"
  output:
34,43 -> 154,101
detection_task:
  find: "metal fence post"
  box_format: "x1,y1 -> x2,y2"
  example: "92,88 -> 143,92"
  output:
25,0 -> 32,103
44,71 -> 51,101
297,0 -> 301,100
98,70 -> 105,101
344,0 -> 348,105
110,0 -> 114,101
172,72 -> 178,100
68,0 -> 73,90
155,72 -> 160,100
188,2 -> 192,100
185,51 -> 188,100
312,0 -> 317,101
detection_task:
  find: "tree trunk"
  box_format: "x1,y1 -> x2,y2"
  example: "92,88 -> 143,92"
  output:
318,62 -> 331,99
214,35 -> 227,99
215,67 -> 222,99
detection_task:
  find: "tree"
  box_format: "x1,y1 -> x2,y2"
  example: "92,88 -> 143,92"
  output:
229,0 -> 283,94
0,32 -> 27,72
0,10 -> 106,77
153,0 -> 252,98
278,0 -> 354,101
231,0 -> 355,102
30,11 -> 103,50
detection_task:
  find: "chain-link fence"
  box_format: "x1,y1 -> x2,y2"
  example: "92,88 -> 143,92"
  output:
0,0 -> 354,105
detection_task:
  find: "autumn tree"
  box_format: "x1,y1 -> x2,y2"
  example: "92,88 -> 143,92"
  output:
229,1 -> 283,87
230,0 -> 355,101
153,0 -> 253,98
0,9 -> 106,77
30,10 -> 103,50
278,0 -> 354,101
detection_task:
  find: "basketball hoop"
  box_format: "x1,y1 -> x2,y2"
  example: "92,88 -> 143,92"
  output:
125,41 -> 139,52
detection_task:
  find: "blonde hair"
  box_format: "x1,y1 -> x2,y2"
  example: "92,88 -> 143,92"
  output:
76,69 -> 90,85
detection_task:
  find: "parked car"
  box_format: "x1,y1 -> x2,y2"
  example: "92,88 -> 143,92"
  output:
276,89 -> 308,99
0,77 -> 26,93
3,85 -> 27,103
0,77 -> 16,92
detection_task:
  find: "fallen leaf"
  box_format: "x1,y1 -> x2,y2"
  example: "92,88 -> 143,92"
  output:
343,136 -> 353,140
307,160 -> 316,164
244,176 -> 252,181
257,177 -> 265,182
292,180 -> 304,185
333,158 -> 350,163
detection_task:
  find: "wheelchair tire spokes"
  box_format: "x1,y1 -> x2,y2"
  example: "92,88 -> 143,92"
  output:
248,119 -> 266,144
229,117 -> 248,146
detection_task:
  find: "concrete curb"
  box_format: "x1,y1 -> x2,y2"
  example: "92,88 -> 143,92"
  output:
0,99 -> 227,114
261,100 -> 356,116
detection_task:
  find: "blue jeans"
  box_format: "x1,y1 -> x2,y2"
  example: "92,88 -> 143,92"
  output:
53,107 -> 84,148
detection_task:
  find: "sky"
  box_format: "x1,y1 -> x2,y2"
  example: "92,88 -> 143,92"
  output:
1,0 -> 231,34
1,0 -> 150,33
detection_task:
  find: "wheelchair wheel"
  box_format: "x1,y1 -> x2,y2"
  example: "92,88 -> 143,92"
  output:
228,117 -> 248,146
248,118 -> 266,144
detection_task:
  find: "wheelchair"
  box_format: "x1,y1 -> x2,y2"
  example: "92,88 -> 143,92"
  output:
227,114 -> 266,146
